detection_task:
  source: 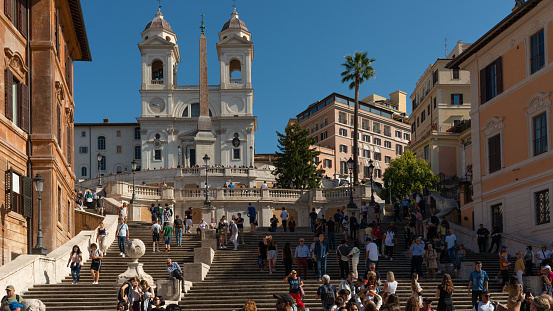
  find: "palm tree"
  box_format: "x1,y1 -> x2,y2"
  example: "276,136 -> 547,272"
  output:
341,51 -> 376,184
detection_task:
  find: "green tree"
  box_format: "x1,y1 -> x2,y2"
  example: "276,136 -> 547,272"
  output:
380,150 -> 437,201
341,51 -> 376,184
272,123 -> 321,189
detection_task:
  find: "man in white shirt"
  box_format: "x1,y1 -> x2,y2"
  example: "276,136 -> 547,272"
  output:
445,230 -> 457,263
339,272 -> 356,303
472,290 -> 507,311
261,181 -> 268,189
295,238 -> 310,280
281,207 -> 289,232
365,238 -> 379,276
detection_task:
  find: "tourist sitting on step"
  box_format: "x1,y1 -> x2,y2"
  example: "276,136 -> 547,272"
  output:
198,218 -> 208,238
166,259 -> 183,280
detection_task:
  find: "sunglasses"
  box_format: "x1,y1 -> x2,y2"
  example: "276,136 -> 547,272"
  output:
484,295 -> 490,297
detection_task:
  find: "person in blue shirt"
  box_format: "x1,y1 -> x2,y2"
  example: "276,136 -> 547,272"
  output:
247,203 -> 257,232
166,258 -> 182,280
410,237 -> 424,277
468,261 -> 489,308
314,234 -> 329,280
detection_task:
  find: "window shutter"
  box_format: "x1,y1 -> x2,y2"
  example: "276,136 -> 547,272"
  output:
488,134 -> 501,173
4,0 -> 12,20
20,0 -> 27,38
5,69 -> 13,121
451,94 -> 454,105
496,57 -> 503,95
67,126 -> 71,164
459,94 -> 463,105
20,82 -> 28,133
480,68 -> 486,105
22,175 -> 32,218
5,169 -> 12,210
56,105 -> 61,146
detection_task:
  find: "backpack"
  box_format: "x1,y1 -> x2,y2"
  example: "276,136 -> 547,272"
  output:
1,295 -> 21,306
321,284 -> 335,306
117,281 -> 131,302
153,225 -> 160,235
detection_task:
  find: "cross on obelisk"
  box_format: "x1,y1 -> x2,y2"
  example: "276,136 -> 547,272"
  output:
200,13 -> 205,33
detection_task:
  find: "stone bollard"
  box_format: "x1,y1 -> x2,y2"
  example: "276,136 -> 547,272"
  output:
116,239 -> 154,286
460,261 -> 474,280
523,276 -> 541,294
181,262 -> 210,282
21,299 -> 46,311
194,247 -> 215,265
201,229 -> 217,250
155,278 -> 182,301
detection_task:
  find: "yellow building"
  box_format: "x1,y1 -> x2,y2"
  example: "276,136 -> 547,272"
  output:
448,0 -> 553,242
409,41 -> 472,180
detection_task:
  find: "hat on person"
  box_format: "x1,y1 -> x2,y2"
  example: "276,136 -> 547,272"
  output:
423,298 -> 433,303
9,302 -> 24,310
273,294 -> 295,306
501,245 -> 507,249
545,265 -> 552,270
5,285 -> 14,291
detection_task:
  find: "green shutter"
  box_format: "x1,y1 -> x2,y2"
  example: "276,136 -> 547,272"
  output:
22,175 -> 32,218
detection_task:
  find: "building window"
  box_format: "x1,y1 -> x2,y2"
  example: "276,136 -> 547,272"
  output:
375,169 -> 382,178
81,131 -> 86,137
363,150 -> 370,158
433,97 -> 437,109
116,146 -> 122,153
491,203 -> 503,232
116,130 -> 121,137
480,57 -> 503,104
372,122 -> 381,134
535,189 -> 550,225
134,146 -> 141,160
404,133 -> 410,141
534,113 -> 547,156
67,200 -> 71,230
339,128 -> 348,136
364,166 -> 371,177
396,144 -> 403,156
79,146 -> 88,154
361,119 -> 370,130
384,141 -> 392,148
154,149 -> 162,161
339,145 -> 348,153
321,117 -> 328,128
81,167 -> 87,177
424,145 -> 429,160
453,68 -> 460,79
324,159 -> 332,168
321,131 -> 327,140
191,103 -> 200,117
98,156 -> 106,171
383,125 -> 391,137
488,134 -> 501,173
233,148 -> 241,160
427,104 -> 430,116
432,70 -> 438,84
338,112 -> 347,124
451,94 -> 463,105
152,60 -> 164,83
421,111 -> 425,123
374,152 -> 381,161
395,130 -> 402,138
57,186 -> 62,223
385,156 -> 391,164
340,161 -> 347,175
531,30 -> 545,74
134,127 -> 141,139
363,135 -> 370,143
116,166 -> 123,174
373,138 -> 381,146
97,136 -> 106,150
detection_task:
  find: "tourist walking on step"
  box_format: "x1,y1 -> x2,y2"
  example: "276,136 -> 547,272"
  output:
314,234 -> 330,280
361,201 -> 368,220
334,209 -> 342,233
236,213 -> 245,244
500,248 -> 511,286
270,215 -> 279,232
229,219 -> 239,250
514,251 -> 525,287
150,204 -> 158,223
120,202 -> 128,223
288,216 -> 296,232
163,204 -> 173,225
383,271 -> 397,294
310,208 -> 318,232
184,207 -> 194,233
525,246 -> 534,276
411,273 -> 423,307
1,285 -> 23,311
116,217 -> 129,257
373,204 -> 381,224
469,261 -> 489,308
488,225 -> 502,253
295,238 -> 310,280
326,217 -> 336,250
410,237 -> 425,277
348,240 -> 360,278
96,222 -> 108,256
222,216 -> 230,243
166,258 -> 183,280
280,207 -> 288,232
282,242 -> 293,275
173,215 -> 183,247
402,197 -> 410,218
445,230 -> 457,263
157,204 -> 164,226
316,274 -> 338,311
258,236 -> 268,271
435,273 -> 454,311
139,280 -> 155,311
393,199 -> 401,223
283,270 -> 305,307
217,218 -> 226,249
424,243 -> 438,280
85,189 -> 93,209
503,275 -> 522,311
162,221 -> 173,253
415,209 -> 424,235
152,219 -> 161,252
342,215 -> 349,239
267,235 -> 278,274
477,224 -> 490,253
247,203 -> 257,232
89,243 -> 103,284
371,224 -> 383,256
337,240 -> 350,280
350,212 -> 358,240
97,196 -> 104,216
383,227 -> 395,260
365,238 -> 379,276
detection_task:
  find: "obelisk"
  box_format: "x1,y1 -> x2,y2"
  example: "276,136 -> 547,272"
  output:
195,15 -> 216,165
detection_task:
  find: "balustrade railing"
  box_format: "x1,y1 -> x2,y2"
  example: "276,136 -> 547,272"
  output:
269,189 -> 304,199
230,79 -> 242,84
174,85 -> 221,91
224,188 -> 261,198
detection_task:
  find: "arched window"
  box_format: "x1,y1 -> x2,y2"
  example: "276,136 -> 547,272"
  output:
98,136 -> 105,150
229,59 -> 241,83
152,60 -> 164,84
182,106 -> 189,117
81,167 -> 87,177
116,166 -> 123,174
190,103 -> 212,117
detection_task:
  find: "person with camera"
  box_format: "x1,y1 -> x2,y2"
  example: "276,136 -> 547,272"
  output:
410,237 -> 425,277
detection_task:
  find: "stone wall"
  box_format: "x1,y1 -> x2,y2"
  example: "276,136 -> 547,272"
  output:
74,210 -> 105,236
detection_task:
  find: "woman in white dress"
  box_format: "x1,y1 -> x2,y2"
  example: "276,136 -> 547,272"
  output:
348,240 -> 361,278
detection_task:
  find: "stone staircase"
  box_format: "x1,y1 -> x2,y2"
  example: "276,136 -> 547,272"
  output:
23,221 -> 201,310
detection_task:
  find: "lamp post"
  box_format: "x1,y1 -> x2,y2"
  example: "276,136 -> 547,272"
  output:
32,173 -> 47,255
97,153 -> 102,188
203,154 -> 211,207
368,159 -> 375,207
177,146 -> 182,168
346,157 -> 357,209
131,160 -> 137,204
249,146 -> 253,168
387,178 -> 392,205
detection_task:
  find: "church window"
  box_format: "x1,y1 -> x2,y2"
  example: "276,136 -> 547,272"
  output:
182,107 -> 189,117
191,104 -> 200,118
154,149 -> 162,161
165,36 -> 171,42
152,60 -> 163,84
229,59 -> 242,83
97,136 -> 106,150
232,148 -> 241,160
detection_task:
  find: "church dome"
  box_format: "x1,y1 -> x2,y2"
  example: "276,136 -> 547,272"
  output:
144,10 -> 173,32
221,8 -> 249,32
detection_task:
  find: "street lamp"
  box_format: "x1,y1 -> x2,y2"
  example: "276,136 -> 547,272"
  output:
131,160 -> 137,204
249,146 -> 254,168
387,178 -> 392,205
32,173 -> 47,255
203,154 -> 211,207
177,146 -> 182,168
368,159 -> 375,207
346,157 -> 357,209
97,153 -> 102,188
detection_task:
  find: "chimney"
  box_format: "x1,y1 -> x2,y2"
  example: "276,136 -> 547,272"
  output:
103,119 -> 110,123
389,91 -> 407,113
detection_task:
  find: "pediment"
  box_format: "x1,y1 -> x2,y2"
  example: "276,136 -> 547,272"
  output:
218,35 -> 251,46
139,36 -> 175,47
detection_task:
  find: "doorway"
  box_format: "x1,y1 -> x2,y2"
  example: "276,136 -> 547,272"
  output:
189,149 -> 196,166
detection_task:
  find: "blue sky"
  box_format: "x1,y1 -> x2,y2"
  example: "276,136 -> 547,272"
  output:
75,0 -> 514,153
